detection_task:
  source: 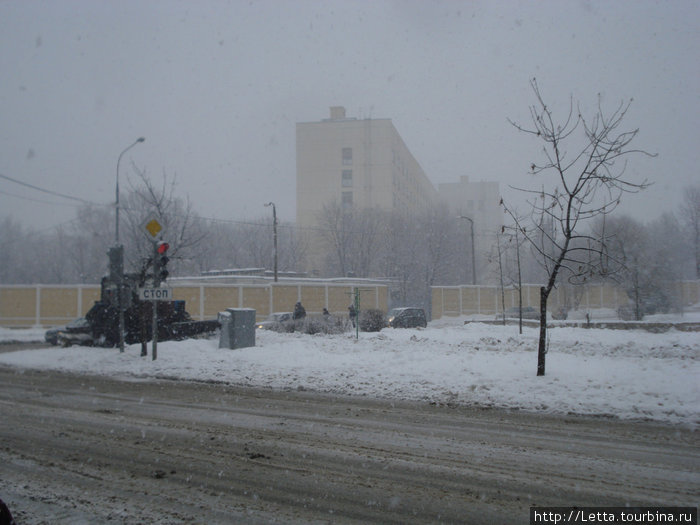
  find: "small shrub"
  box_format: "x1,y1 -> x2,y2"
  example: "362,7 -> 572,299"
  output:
290,315 -> 348,335
359,309 -> 386,332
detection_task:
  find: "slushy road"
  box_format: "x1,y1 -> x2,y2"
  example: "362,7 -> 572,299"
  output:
0,365 -> 697,524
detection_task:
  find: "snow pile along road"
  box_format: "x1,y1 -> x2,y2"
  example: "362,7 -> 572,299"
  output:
0,321 -> 697,426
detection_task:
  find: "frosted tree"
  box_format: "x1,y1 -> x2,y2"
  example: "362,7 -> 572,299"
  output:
503,79 -> 655,376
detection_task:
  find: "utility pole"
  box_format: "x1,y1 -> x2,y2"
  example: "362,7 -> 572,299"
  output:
265,202 -> 278,282
516,226 -> 523,335
152,241 -> 159,361
353,287 -> 360,339
496,233 -> 506,326
458,216 -> 476,285
114,137 -> 145,352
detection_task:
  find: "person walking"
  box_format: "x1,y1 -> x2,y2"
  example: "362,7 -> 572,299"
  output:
348,304 -> 357,328
293,301 -> 306,320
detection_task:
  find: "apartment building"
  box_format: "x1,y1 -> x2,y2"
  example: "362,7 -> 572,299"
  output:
296,106 -> 437,233
295,107 -> 502,282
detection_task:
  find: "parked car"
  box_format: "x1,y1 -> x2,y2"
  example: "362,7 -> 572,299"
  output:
44,317 -> 92,346
496,306 -> 540,321
552,306 -> 569,320
386,307 -> 427,328
255,312 -> 293,330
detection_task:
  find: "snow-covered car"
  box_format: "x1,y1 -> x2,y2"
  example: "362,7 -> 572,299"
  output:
387,307 -> 427,328
44,317 -> 91,346
256,312 -> 293,330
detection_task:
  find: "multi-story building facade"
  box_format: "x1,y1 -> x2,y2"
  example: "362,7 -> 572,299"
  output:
296,107 -> 502,282
296,106 -> 437,233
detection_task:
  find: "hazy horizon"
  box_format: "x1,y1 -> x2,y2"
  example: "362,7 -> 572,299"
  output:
1,0 -> 698,231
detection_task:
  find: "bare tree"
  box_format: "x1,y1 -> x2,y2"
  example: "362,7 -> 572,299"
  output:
647,213 -> 690,310
238,217 -> 271,269
603,213 -> 689,319
122,166 -> 207,278
317,201 -> 353,277
277,223 -> 307,274
421,206 -> 458,312
67,206 -> 114,283
503,79 -> 655,375
380,210 -> 420,304
598,215 -> 650,320
316,202 -> 385,277
0,216 -> 35,283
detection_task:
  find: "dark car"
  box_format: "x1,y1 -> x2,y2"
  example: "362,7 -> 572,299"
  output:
496,306 -> 540,321
44,317 -> 92,346
387,307 -> 427,328
255,312 -> 293,330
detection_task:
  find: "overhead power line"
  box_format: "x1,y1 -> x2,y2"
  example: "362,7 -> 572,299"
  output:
0,188 -> 85,208
0,172 -> 100,205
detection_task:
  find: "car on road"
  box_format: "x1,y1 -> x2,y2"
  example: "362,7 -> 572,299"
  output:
496,306 -> 540,321
386,307 -> 427,328
256,312 -> 293,330
44,317 -> 92,346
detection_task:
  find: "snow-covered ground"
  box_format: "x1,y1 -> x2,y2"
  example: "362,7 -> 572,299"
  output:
1,312 -> 698,427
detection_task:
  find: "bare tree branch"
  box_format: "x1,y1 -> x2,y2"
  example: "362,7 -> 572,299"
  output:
502,79 -> 655,375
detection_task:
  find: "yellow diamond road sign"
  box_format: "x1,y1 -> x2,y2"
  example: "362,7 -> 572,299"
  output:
142,216 -> 165,239
145,219 -> 162,237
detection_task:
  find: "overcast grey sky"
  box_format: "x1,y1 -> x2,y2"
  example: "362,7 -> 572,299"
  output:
1,0 -> 698,231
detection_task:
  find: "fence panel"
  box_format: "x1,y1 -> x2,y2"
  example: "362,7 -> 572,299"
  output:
0,283 -> 389,327
431,282 -> 647,320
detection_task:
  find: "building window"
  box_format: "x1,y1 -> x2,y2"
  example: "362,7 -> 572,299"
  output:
342,191 -> 353,209
342,170 -> 353,187
342,147 -> 353,166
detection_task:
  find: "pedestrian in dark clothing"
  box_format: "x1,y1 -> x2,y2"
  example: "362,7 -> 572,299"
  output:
322,307 -> 330,318
348,304 -> 357,328
293,301 -> 306,320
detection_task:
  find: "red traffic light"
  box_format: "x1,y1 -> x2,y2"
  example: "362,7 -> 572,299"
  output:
157,241 -> 170,255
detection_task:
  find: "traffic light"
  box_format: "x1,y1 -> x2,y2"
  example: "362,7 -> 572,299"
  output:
108,246 -> 124,281
156,241 -> 170,282
107,246 -> 124,308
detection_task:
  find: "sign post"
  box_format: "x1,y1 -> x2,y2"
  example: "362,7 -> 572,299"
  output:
138,288 -> 172,300
347,287 -> 375,339
141,215 -> 167,361
151,240 -> 159,360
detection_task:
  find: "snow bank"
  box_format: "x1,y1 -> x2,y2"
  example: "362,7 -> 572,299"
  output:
1,319 -> 697,427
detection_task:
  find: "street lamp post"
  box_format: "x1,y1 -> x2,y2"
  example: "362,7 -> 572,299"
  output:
115,137 -> 145,245
115,137 -> 145,352
265,202 -> 278,282
458,215 -> 476,285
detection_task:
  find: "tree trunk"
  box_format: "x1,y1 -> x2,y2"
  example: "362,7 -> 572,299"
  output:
537,286 -> 548,376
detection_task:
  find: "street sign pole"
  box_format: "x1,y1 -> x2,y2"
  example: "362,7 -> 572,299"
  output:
347,287 -> 375,339
152,240 -> 159,361
354,287 -> 360,339
141,215 -> 166,361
